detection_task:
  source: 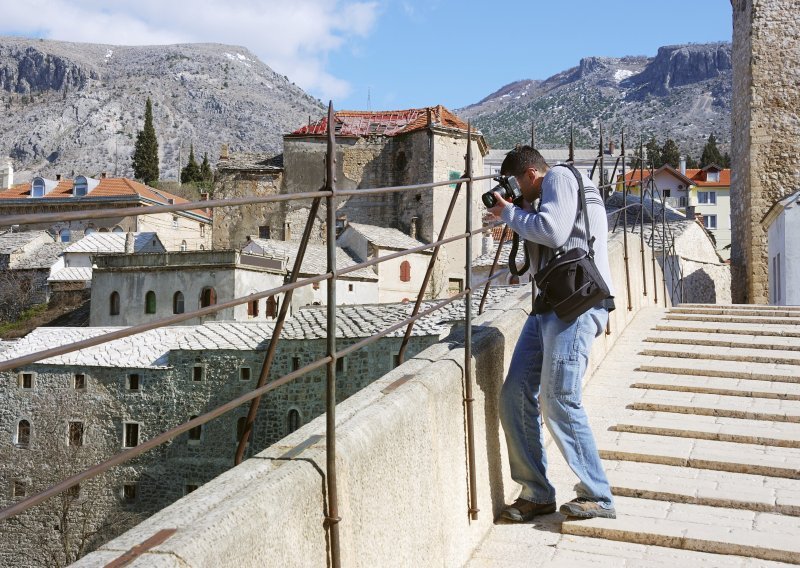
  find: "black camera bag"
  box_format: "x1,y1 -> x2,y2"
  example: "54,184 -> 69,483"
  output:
533,164 -> 610,322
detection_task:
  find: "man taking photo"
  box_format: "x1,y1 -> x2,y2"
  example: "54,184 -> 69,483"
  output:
487,145 -> 616,521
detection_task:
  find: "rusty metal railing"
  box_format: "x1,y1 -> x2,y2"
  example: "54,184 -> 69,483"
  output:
0,112 -> 690,568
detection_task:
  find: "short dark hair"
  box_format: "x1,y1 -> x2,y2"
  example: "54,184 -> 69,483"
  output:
500,146 -> 549,176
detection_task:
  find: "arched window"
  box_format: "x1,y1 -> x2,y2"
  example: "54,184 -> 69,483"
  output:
58,228 -> 71,243
99,227 -> 109,233
180,240 -> 188,252
144,291 -> 156,314
31,179 -> 45,198
112,226 -> 124,234
74,177 -> 88,197
85,225 -> 96,236
173,291 -> 185,314
200,287 -> 217,308
287,409 -> 301,434
16,420 -> 31,447
400,260 -> 411,282
110,292 -> 120,316
266,296 -> 277,319
247,298 -> 259,318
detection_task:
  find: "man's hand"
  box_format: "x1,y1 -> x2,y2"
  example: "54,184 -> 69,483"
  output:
488,192 -> 513,219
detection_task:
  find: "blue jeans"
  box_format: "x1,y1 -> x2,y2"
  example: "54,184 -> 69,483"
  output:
499,306 -> 614,508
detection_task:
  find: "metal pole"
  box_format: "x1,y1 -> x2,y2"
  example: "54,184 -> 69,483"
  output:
569,125 -> 575,163
479,226 -> 510,315
638,137 -> 647,297
661,198 -> 668,307
464,124 -> 479,521
324,101 -> 342,568
617,128 -> 631,311
649,159 -> 658,304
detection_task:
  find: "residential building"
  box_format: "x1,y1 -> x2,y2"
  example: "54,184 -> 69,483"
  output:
762,190 -> 800,305
0,168 -> 212,251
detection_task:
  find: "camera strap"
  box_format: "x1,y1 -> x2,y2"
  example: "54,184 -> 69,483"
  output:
508,231 -> 530,276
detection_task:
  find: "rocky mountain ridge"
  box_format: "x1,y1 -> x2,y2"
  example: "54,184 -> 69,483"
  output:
458,42 -> 732,155
0,37 -> 324,182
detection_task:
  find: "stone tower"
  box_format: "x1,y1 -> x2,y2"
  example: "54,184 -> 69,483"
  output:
731,0 -> 800,303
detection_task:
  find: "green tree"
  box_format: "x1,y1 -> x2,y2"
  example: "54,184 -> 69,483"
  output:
660,139 -> 681,169
645,137 -> 662,169
700,134 -> 724,168
200,152 -> 213,184
180,144 -> 201,184
132,98 -> 159,184
722,152 -> 731,168
685,155 -> 699,169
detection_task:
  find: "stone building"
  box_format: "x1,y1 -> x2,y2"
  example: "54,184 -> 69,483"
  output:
0,289 -> 513,565
212,151 -> 284,250
0,169 -> 212,252
241,236 -> 379,308
89,250 -> 287,327
731,0 -> 800,303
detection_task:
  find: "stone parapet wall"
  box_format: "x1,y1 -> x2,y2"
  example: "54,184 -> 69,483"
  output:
731,0 -> 800,303
73,231 -> 667,568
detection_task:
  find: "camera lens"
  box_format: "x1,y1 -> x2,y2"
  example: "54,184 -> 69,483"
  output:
481,191 -> 497,208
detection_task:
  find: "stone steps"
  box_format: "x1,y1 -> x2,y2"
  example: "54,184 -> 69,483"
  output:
670,307 -> 800,318
640,343 -> 800,366
643,330 -> 800,351
665,313 -> 800,325
630,371 -> 800,400
598,432 -> 800,479
626,389 -> 800,423
562,496 -> 800,564
611,409 -> 800,448
637,357 -> 800,384
654,322 -> 800,338
678,303 -> 800,312
606,460 -> 800,516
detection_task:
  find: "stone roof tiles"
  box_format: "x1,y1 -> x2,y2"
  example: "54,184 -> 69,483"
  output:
244,237 -> 378,280
64,232 -> 164,254
345,222 -> 430,252
48,267 -> 93,282
288,106 -> 471,138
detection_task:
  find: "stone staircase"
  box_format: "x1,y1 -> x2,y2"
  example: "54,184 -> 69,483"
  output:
562,304 -> 800,565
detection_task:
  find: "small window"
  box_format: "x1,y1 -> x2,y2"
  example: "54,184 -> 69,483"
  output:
247,299 -> 259,318
662,189 -> 671,198
200,224 -> 206,237
703,215 -> 717,230
200,287 -> 217,308
192,365 -> 205,382
259,225 -> 271,239
122,483 -> 137,502
172,216 -> 179,228
448,278 -> 463,296
291,357 -> 300,371
59,228 -> 71,243
400,260 -> 411,282
31,179 -> 45,198
180,240 -> 188,252
12,480 -> 26,498
112,226 -> 124,234
173,291 -> 185,314
19,372 -> 34,390
65,484 -> 80,498
74,178 -> 88,197
68,422 -> 84,447
287,409 -> 301,434
698,191 -> 717,205
185,483 -> 199,494
348,283 -> 354,292
145,291 -> 156,314
85,227 -> 96,235
16,420 -> 31,447
188,416 -> 201,442
110,291 -> 120,316
266,296 -> 277,319
336,357 -> 345,373
393,354 -> 401,368
123,422 -> 139,448
127,373 -> 141,391
240,367 -> 251,381
312,282 -> 320,291
73,373 -> 86,390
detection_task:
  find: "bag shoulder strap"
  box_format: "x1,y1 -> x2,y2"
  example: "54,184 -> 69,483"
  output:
553,164 -> 595,258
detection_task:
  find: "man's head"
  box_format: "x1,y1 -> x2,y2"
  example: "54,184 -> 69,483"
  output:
500,146 -> 549,202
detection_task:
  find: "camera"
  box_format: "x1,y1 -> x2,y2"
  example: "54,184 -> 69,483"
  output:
482,175 -> 523,208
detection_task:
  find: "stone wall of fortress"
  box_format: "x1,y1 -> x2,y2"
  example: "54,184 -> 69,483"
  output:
731,0 -> 800,302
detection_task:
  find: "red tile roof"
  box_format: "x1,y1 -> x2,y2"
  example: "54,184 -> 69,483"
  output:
619,165 -> 730,188
0,178 -> 211,219
288,105 -> 471,137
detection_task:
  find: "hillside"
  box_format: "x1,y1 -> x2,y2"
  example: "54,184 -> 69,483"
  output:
0,37 -> 324,182
458,43 -> 732,155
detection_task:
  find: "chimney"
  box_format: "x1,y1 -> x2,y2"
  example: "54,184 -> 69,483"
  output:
55,173 -> 62,181
124,232 -> 135,253
609,140 -> 616,155
679,156 -> 686,176
410,217 -> 418,240
200,192 -> 210,215
100,171 -> 107,179
0,159 -> 13,189
220,144 -> 229,160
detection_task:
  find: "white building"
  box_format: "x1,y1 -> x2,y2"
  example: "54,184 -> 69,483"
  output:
762,190 -> 800,306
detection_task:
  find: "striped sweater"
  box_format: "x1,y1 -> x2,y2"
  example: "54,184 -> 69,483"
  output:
499,165 -> 615,297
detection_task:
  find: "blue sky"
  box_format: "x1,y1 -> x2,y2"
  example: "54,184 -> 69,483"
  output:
1,0 -> 732,110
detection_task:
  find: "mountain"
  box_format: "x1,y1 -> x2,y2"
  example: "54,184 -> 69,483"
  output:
458,43 -> 732,156
0,37 -> 324,182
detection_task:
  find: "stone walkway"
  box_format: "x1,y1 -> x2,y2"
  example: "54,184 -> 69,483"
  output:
466,304 -> 800,567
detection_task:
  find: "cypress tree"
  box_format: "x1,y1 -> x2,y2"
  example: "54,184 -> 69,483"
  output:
644,137 -> 662,169
181,144 -> 201,184
132,98 -> 159,184
700,134 -> 724,168
200,152 -> 213,183
660,139 -> 681,169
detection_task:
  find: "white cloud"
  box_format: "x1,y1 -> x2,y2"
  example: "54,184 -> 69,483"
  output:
1,0 -> 379,100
